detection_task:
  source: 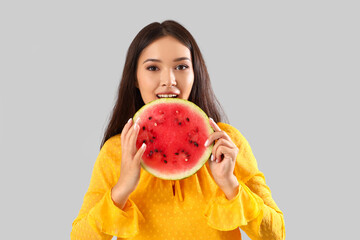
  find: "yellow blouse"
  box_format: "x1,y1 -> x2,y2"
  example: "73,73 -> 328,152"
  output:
71,122 -> 285,240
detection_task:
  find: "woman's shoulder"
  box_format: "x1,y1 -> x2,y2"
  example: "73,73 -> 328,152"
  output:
217,122 -> 259,181
217,121 -> 254,154
104,134 -> 122,148
217,122 -> 250,148
98,134 -> 122,163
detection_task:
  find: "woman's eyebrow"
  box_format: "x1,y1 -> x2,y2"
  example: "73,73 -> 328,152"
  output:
142,57 -> 191,64
173,57 -> 191,62
143,58 -> 161,64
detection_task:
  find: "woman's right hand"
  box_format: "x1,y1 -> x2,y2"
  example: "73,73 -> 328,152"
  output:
111,117 -> 146,208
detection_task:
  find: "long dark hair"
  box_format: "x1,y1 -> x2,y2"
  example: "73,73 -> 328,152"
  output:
100,20 -> 228,149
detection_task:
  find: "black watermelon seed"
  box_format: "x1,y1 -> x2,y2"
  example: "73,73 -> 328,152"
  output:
152,136 -> 156,139
194,142 -> 199,147
155,149 -> 158,152
142,126 -> 145,130
143,140 -> 146,144
164,160 -> 168,163
149,151 -> 153,156
186,117 -> 190,122
163,154 -> 166,157
179,122 -> 182,125
149,116 -> 152,120
189,140 -> 193,143
175,152 -> 179,155
181,150 -> 184,152
150,139 -> 153,143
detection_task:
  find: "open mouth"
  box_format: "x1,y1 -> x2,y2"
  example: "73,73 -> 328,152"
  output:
156,94 -> 179,99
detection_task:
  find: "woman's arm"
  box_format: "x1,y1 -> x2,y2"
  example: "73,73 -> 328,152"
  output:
204,122 -> 285,239
240,172 -> 285,240
70,136 -> 144,240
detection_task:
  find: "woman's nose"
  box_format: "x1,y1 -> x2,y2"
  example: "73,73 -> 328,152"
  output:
161,68 -> 176,86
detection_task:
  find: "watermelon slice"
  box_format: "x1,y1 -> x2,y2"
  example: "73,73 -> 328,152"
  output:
133,98 -> 214,180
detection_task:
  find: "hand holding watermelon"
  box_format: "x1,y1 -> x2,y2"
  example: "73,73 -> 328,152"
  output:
206,118 -> 240,200
111,117 -> 146,209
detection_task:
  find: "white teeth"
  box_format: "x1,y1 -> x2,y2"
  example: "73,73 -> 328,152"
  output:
157,94 -> 178,98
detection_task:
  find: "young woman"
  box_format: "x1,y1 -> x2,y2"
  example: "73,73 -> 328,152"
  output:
71,20 -> 285,240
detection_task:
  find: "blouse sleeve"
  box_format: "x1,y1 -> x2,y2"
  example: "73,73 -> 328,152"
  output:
203,123 -> 285,240
70,136 -> 145,240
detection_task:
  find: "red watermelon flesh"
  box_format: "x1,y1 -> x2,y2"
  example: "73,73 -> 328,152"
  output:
133,98 -> 214,180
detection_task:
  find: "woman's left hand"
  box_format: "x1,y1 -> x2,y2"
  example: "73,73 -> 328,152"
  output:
205,118 -> 240,199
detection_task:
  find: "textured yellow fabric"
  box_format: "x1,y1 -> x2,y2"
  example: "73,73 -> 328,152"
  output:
71,122 -> 285,240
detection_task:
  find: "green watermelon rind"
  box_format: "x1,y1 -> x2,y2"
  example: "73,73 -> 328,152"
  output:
133,98 -> 214,180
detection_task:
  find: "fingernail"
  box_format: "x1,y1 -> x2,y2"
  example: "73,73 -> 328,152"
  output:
134,118 -> 140,129
209,117 -> 214,123
211,154 -> 214,161
128,118 -> 132,123
204,139 -> 209,147
141,143 -> 146,149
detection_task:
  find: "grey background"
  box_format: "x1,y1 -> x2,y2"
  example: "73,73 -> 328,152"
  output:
1,0 -> 359,239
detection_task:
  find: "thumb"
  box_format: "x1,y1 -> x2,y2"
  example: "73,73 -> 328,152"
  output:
208,155 -> 216,168
134,143 -> 146,165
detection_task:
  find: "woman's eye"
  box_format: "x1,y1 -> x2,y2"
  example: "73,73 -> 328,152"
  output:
147,66 -> 158,71
176,65 -> 189,70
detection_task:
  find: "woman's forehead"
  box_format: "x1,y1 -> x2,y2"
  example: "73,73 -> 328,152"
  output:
139,36 -> 192,62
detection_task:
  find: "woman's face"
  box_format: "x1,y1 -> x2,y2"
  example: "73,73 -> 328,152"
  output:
136,36 -> 194,104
